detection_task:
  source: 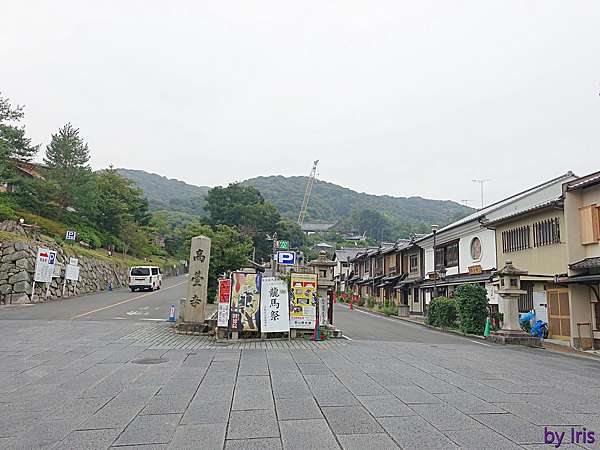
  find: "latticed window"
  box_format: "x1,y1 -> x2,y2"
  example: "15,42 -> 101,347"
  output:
502,226 -> 530,253
533,217 -> 560,247
518,281 -> 534,313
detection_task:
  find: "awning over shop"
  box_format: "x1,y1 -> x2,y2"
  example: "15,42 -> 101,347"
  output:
393,274 -> 420,290
419,273 -> 492,289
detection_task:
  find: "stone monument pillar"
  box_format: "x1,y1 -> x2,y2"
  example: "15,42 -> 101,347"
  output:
489,260 -> 541,347
182,236 -> 211,323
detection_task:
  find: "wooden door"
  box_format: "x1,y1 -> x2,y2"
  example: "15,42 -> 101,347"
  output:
547,289 -> 570,340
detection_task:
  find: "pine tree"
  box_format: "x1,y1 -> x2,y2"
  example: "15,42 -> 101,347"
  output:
44,123 -> 91,209
0,93 -> 38,182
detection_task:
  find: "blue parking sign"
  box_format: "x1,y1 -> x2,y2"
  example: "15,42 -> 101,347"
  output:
277,251 -> 296,265
65,230 -> 77,240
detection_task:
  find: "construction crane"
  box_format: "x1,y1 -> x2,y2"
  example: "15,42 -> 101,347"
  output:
297,160 -> 319,226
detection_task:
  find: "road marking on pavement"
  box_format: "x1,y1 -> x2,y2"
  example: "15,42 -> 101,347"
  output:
467,339 -> 491,347
342,335 -> 353,341
68,280 -> 187,319
139,318 -> 166,321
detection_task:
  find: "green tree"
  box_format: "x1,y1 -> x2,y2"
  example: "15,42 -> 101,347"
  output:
276,219 -> 307,249
0,93 -> 38,182
44,123 -> 92,210
205,183 -> 281,261
94,167 -> 150,243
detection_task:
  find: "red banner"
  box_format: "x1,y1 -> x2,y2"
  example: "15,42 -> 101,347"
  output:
219,279 -> 231,303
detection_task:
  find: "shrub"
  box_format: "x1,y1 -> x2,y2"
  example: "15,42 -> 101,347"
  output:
367,297 -> 376,308
0,203 -> 17,221
427,297 -> 457,328
455,284 -> 489,335
357,297 -> 365,307
381,304 -> 398,316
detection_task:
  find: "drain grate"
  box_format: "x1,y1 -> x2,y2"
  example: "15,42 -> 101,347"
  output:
132,357 -> 169,365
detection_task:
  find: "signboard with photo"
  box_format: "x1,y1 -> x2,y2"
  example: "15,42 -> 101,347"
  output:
230,272 -> 261,331
290,273 -> 318,329
260,277 -> 290,333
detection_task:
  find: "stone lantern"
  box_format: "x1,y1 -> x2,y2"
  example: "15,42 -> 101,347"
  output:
309,251 -> 336,325
489,260 -> 541,346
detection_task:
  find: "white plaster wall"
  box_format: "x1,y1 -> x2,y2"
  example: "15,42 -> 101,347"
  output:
459,228 -> 497,273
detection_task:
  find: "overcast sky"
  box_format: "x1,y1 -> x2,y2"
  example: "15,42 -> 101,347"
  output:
2,1 -> 599,207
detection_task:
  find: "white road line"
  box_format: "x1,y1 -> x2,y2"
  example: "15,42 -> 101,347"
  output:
467,339 -> 491,346
342,335 -> 353,341
68,280 -> 186,319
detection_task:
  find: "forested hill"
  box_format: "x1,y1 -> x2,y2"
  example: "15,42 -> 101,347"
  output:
117,169 -> 210,215
242,175 -> 474,227
117,169 -> 474,235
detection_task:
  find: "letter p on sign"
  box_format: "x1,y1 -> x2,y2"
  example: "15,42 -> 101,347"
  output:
277,251 -> 296,265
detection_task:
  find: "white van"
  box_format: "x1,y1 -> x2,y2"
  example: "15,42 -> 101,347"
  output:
129,266 -> 162,292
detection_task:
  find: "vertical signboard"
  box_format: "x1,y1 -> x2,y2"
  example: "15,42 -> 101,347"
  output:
217,278 -> 232,327
230,272 -> 261,331
290,273 -> 318,329
34,248 -> 57,283
260,277 -> 290,333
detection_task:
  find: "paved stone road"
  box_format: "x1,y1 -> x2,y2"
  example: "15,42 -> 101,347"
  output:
1,303 -> 600,448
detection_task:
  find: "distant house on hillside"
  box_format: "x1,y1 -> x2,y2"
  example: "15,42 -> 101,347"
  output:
300,222 -> 337,234
0,160 -> 45,193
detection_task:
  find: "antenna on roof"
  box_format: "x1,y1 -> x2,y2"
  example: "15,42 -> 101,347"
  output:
472,179 -> 491,209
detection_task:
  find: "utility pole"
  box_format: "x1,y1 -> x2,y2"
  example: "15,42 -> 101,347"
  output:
472,179 -> 490,209
461,199 -> 473,208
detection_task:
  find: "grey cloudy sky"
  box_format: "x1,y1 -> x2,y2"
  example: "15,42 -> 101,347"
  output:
2,1 -> 599,207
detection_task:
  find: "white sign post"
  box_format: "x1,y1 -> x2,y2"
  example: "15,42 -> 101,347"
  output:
63,261 -> 80,297
260,277 -> 290,333
33,248 -> 57,302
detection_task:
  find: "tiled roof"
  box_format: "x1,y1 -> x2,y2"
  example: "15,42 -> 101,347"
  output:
569,257 -> 600,270
334,248 -> 366,261
300,222 -> 337,232
416,172 -> 575,242
565,171 -> 600,191
484,197 -> 563,226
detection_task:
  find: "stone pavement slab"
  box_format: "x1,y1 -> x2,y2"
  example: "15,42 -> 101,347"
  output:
227,409 -> 280,440
279,418 -> 340,450
275,397 -> 323,420
52,429 -> 120,450
444,428 -> 524,450
113,414 -> 182,446
337,433 -> 400,450
435,391 -> 506,414
181,400 -> 230,424
378,416 -> 459,450
168,423 -> 226,450
357,395 -> 416,417
471,413 -> 544,444
321,405 -> 384,435
409,403 -> 483,431
225,437 -> 283,449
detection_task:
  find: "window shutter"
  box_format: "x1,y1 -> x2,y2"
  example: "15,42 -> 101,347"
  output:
579,205 -> 599,245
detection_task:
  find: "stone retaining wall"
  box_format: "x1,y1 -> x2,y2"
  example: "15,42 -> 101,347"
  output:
0,241 -> 130,304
